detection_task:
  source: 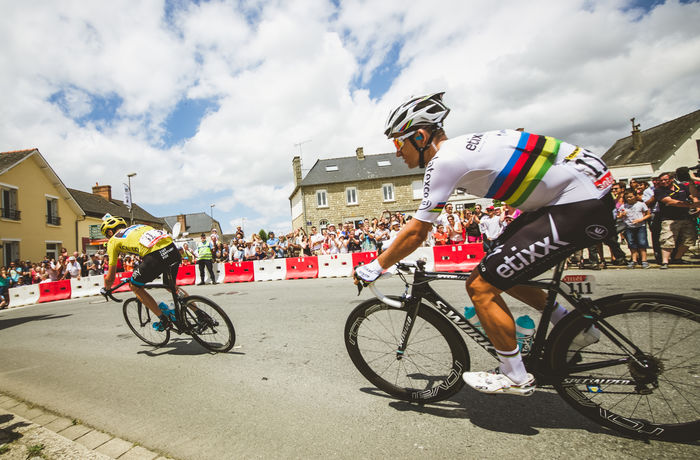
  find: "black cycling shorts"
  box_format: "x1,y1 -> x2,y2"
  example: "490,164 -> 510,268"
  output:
478,194 -> 615,291
131,243 -> 181,288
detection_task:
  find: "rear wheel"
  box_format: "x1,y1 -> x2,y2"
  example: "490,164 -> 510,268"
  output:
548,293 -> 700,441
122,297 -> 170,347
181,296 -> 235,353
345,298 -> 469,403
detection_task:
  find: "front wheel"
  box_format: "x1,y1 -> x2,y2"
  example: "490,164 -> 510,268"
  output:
548,293 -> 700,442
181,296 -> 235,353
122,297 -> 170,347
345,297 -> 469,403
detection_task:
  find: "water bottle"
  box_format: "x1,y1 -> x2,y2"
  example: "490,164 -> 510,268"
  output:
158,301 -> 176,321
464,306 -> 485,335
515,315 -> 536,355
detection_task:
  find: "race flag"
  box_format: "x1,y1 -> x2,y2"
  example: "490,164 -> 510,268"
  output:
124,183 -> 132,210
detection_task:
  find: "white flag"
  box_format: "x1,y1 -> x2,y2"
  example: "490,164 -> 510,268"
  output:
124,183 -> 132,210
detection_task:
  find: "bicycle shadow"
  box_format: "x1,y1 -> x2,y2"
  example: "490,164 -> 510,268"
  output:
0,314 -> 72,332
361,386 -> 607,437
135,337 -> 244,357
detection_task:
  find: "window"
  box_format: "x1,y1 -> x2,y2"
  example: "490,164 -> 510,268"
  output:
325,165 -> 339,172
412,180 -> 423,200
316,189 -> 328,208
382,183 -> 395,202
2,240 -> 20,267
0,186 -> 20,220
346,187 -> 358,205
46,242 -> 60,260
46,196 -> 60,225
377,160 -> 391,167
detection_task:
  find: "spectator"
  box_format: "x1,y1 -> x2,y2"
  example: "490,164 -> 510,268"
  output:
277,235 -> 289,258
181,243 -> 195,265
243,241 -> 256,260
85,254 -> 99,276
210,228 -> 219,248
463,208 -> 482,243
381,220 -> 402,251
479,206 -> 506,253
374,222 -> 390,253
433,224 -> 449,246
436,202 -> 458,228
618,189 -> 651,268
653,171 -> 699,268
123,255 -> 134,272
309,227 -> 324,255
64,256 -> 81,280
347,229 -> 361,253
196,233 -> 217,285
0,268 -> 9,308
446,214 -> 464,244
266,232 -> 280,256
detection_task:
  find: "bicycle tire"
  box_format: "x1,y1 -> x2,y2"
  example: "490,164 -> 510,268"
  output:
122,297 -> 170,347
547,292 -> 700,442
180,295 -> 235,353
345,297 -> 470,404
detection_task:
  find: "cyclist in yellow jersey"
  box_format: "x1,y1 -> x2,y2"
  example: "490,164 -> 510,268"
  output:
100,214 -> 181,331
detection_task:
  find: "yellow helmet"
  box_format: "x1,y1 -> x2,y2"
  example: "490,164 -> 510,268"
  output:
100,214 -> 127,236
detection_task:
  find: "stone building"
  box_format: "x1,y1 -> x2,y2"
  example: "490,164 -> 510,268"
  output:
289,147 -> 424,231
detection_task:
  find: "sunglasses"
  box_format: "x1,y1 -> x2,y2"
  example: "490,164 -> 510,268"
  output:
392,131 -> 415,151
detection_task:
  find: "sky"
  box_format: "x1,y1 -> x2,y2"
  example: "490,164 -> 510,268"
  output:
1,0 -> 699,236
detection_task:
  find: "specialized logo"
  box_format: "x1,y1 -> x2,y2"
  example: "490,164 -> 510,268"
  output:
585,224 -> 608,240
494,214 -> 571,278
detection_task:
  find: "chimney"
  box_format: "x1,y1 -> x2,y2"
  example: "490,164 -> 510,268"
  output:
92,182 -> 112,201
630,117 -> 643,150
356,147 -> 365,160
292,156 -> 302,186
176,214 -> 186,231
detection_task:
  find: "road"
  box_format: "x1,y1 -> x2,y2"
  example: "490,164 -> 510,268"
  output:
0,269 -> 699,459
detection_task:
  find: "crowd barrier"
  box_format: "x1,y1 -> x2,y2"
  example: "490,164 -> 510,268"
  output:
70,275 -> 104,298
286,257 -> 319,280
4,244 -> 485,308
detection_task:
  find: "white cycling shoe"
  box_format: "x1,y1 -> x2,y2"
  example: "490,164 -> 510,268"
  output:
567,324 -> 601,362
462,368 -> 536,396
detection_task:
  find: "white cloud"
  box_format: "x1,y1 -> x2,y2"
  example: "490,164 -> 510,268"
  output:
1,0 -> 699,235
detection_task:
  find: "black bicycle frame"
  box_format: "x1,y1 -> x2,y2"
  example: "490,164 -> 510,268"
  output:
393,260 -> 647,383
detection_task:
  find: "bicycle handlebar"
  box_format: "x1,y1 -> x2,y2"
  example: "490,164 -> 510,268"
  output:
101,278 -> 131,303
365,259 -> 424,309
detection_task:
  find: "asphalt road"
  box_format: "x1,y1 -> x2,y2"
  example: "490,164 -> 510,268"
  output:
0,269 -> 699,459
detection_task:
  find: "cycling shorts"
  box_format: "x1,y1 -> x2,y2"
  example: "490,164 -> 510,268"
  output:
131,243 -> 181,288
478,194 -> 615,291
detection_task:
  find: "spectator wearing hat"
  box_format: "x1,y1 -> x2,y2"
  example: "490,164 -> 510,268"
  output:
64,256 -> 82,280
479,206 -> 506,253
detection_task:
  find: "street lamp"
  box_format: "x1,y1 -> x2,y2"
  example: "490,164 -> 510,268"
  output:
127,172 -> 137,225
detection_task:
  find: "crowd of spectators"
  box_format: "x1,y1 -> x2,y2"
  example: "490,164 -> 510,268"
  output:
2,173 -> 697,308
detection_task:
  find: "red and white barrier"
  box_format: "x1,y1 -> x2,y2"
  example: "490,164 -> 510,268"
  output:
38,279 -> 72,303
433,243 -> 484,272
253,259 -> 286,281
5,245 -> 485,307
318,254 -> 353,278
222,262 -> 255,283
286,257 -> 319,280
8,284 -> 40,307
70,275 -> 104,298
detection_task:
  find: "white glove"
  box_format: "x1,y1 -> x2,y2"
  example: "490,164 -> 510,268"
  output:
353,259 -> 384,286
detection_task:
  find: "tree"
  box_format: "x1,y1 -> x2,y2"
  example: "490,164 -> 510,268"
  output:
258,229 -> 268,241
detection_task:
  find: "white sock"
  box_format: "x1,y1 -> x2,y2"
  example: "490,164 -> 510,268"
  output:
496,347 -> 529,384
550,302 -> 569,325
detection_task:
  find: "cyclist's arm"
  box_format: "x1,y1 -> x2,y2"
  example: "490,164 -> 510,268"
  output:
376,218 -> 432,269
104,264 -> 117,289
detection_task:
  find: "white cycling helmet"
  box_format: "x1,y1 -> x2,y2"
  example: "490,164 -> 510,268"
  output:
384,92 -> 450,138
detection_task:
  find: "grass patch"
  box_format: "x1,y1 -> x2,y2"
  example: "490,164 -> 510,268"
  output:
26,443 -> 45,458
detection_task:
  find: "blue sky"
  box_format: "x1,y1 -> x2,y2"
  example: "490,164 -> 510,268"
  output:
1,0 -> 699,236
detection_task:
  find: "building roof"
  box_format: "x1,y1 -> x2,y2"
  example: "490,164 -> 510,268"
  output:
68,188 -> 162,224
300,152 -> 422,187
602,109 -> 700,168
161,212 -> 220,236
1,148 -> 84,217
0,149 -> 36,174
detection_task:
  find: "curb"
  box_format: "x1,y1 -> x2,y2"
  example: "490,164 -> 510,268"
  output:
0,393 -> 174,460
